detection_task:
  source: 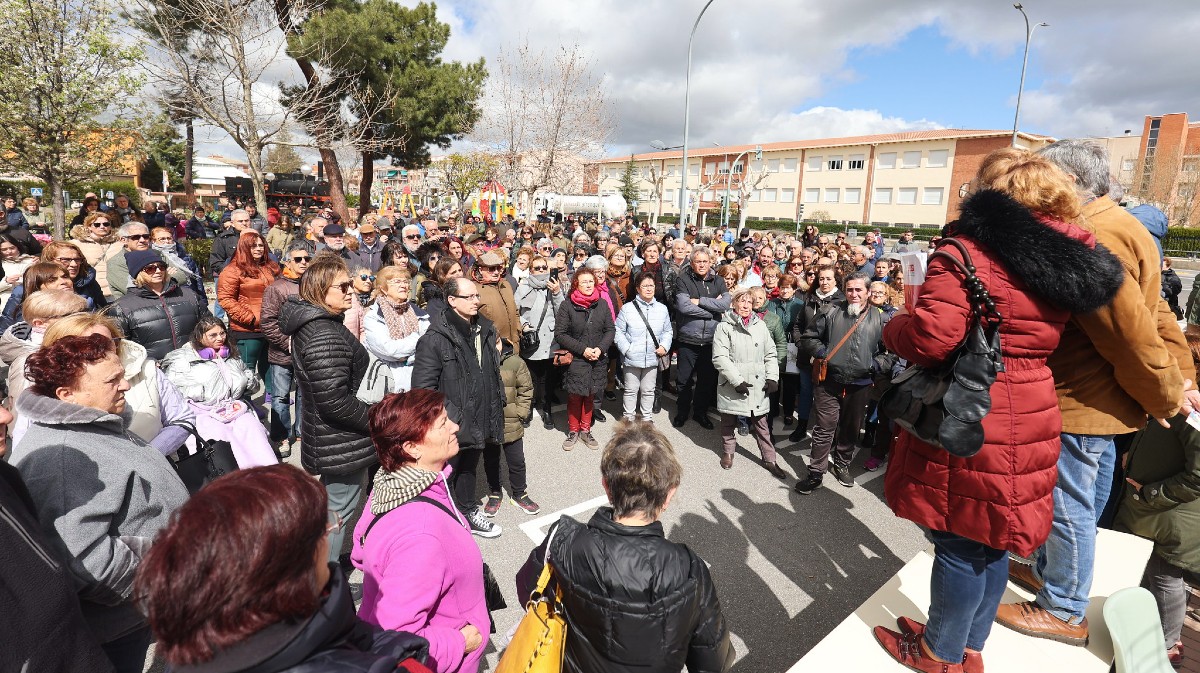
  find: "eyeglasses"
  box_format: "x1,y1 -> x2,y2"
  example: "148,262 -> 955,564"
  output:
359,274 -> 375,282
451,293 -> 480,300
291,255 -> 310,263
125,234 -> 149,241
54,257 -> 82,265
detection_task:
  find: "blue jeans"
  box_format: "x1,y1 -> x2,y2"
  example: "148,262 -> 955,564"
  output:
213,295 -> 226,321
925,531 -> 1009,661
1033,432 -> 1115,622
268,364 -> 301,441
795,368 -> 814,421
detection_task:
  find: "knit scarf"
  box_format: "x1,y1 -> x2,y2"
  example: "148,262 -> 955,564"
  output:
371,465 -> 439,515
377,297 -> 420,340
570,287 -> 600,308
596,280 -> 616,319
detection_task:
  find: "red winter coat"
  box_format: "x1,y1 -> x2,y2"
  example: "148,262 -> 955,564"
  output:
883,190 -> 1125,556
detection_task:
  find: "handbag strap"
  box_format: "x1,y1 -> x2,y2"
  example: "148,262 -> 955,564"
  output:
167,420 -> 208,456
531,288 -> 550,332
929,238 -> 1002,326
359,495 -> 461,546
631,300 -> 661,350
823,309 -> 868,362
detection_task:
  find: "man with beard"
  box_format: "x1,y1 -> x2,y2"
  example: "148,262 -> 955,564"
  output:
796,272 -> 892,493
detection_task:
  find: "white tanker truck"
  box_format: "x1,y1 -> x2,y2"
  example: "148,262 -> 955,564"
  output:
537,193 -> 627,220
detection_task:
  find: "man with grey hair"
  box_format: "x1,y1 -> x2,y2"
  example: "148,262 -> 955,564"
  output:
400,224 -> 423,268
672,247 -> 731,429
995,139 -> 1199,645
107,221 -> 157,298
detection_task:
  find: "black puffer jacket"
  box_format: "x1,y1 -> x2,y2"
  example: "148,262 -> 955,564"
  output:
789,289 -> 844,344
516,510 -> 734,673
553,298 -> 615,397
109,280 -> 209,361
208,226 -> 241,278
279,296 -> 375,476
411,308 -> 504,450
172,567 -> 429,673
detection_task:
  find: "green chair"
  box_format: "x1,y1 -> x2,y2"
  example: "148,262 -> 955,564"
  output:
1104,586 -> 1175,673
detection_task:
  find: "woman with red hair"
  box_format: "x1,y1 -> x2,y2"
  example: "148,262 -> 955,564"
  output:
217,231 -> 279,378
352,389 -> 490,673
135,464 -> 432,672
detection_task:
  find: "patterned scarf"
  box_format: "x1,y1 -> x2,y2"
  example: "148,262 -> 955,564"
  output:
377,297 -> 420,340
371,465 -> 439,515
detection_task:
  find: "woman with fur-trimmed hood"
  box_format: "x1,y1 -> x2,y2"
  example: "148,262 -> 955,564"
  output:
70,212 -> 122,298
872,148 -> 1126,672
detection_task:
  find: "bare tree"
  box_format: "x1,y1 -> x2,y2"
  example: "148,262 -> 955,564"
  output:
734,165 -> 773,230
472,40 -> 615,213
1133,147 -> 1200,228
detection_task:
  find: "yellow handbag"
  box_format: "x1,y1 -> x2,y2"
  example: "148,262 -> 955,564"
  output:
495,546 -> 568,672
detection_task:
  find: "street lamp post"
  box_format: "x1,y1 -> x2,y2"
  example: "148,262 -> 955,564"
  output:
722,145 -> 762,230
678,0 -> 718,228
1011,3 -> 1048,147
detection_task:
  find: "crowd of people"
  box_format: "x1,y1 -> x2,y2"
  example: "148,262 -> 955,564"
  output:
3,138 -> 1199,673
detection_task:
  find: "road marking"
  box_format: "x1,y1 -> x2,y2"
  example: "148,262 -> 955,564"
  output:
519,494 -> 610,543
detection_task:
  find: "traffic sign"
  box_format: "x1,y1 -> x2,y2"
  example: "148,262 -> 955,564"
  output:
105,191 -> 115,200
29,187 -> 42,197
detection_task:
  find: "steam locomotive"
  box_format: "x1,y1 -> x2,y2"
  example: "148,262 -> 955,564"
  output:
222,174 -> 331,208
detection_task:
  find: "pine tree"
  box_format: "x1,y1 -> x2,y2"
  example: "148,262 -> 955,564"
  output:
265,129 -> 304,174
618,155 -> 639,211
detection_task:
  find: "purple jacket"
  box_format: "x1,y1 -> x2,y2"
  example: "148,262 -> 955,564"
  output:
351,464 -> 490,673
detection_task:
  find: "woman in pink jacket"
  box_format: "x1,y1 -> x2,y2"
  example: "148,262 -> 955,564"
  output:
352,389 -> 490,673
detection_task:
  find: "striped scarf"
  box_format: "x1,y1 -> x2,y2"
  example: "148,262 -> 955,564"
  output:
371,465 -> 439,515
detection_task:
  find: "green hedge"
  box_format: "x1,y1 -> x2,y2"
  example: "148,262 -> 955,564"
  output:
647,215 -> 942,239
1164,229 -> 1200,255
182,239 -> 213,278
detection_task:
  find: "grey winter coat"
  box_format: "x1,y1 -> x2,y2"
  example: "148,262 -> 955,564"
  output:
674,266 -> 731,345
554,297 -> 615,397
514,274 -> 565,361
12,391 -> 190,644
712,311 -> 777,417
614,296 -> 672,369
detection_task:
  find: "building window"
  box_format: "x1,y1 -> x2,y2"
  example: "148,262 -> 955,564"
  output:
902,151 -> 921,169
767,158 -> 781,172
750,189 -> 761,202
927,149 -> 949,168
667,164 -> 678,176
689,164 -> 700,176
922,187 -> 944,205
731,162 -> 743,174
877,152 -> 896,169
704,163 -> 716,176
1121,159 -> 1134,172
781,188 -> 795,203
702,190 -> 714,201
807,155 -> 823,171
782,158 -> 798,172
804,188 -> 820,203
664,189 -> 675,203
848,154 -> 865,170
827,155 -> 843,171
763,188 -> 778,202
824,188 -> 840,203
845,188 -> 861,204
873,188 -> 892,204
897,187 -> 918,204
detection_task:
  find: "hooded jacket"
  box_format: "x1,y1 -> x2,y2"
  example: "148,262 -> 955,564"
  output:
173,566 -> 430,673
712,310 -> 777,417
515,510 -> 734,673
70,224 -> 122,296
673,266 -> 731,345
279,296 -> 375,476
499,339 -> 533,443
109,279 -> 209,361
411,309 -> 505,451
883,189 -> 1126,556
12,390 -> 190,644
614,294 -> 672,369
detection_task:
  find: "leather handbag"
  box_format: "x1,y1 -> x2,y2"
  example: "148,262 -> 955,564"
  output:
879,238 -> 1005,458
551,349 -> 573,366
496,526 -> 567,673
356,352 -> 395,405
520,289 -> 551,354
170,421 -> 239,494
811,310 -> 868,384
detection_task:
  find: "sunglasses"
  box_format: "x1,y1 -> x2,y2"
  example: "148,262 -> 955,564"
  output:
532,265 -> 548,271
404,234 -> 421,240
125,234 -> 150,241
334,281 -> 353,293
55,257 -> 82,265
142,263 -> 166,273
359,274 -> 375,282
91,221 -> 111,227
291,255 -> 310,263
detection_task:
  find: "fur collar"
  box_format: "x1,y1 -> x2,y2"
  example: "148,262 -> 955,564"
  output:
949,189 -> 1124,314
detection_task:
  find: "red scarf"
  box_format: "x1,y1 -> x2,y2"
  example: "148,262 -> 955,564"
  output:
570,287 -> 600,308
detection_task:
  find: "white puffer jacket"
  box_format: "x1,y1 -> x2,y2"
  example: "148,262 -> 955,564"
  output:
160,342 -> 261,405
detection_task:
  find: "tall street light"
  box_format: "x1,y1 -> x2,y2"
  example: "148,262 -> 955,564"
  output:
1011,3 -> 1048,147
678,0 -> 718,227
722,145 -> 762,230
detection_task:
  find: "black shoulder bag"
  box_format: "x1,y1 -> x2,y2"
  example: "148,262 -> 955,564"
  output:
879,238 -> 1005,458
169,421 -> 239,494
520,289 -> 550,354
361,495 -> 507,618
